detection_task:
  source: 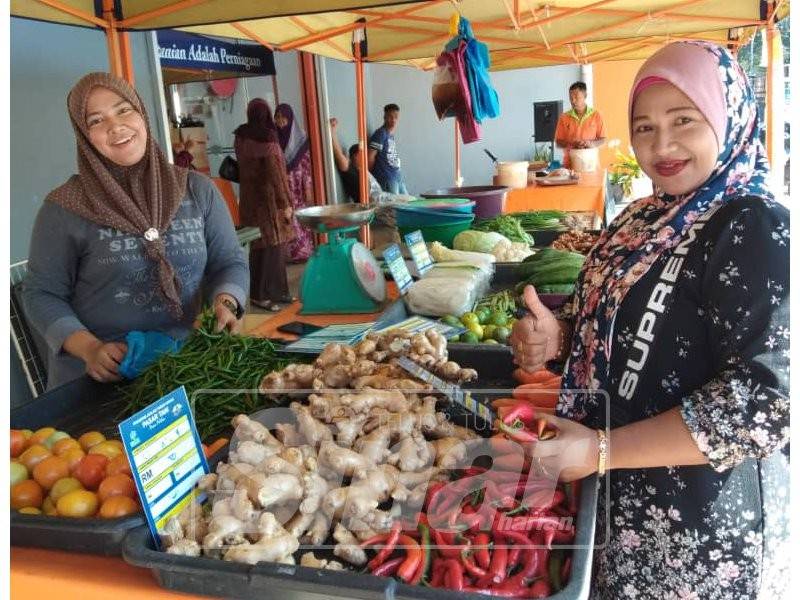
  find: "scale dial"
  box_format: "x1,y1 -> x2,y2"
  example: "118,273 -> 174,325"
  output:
350,242 -> 386,302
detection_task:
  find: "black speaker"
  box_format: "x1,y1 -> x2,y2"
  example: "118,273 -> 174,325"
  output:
533,100 -> 563,142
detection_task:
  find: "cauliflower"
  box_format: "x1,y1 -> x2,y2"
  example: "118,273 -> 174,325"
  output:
491,240 -> 533,262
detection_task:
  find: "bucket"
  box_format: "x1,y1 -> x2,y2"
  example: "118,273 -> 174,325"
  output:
422,186 -> 510,219
394,206 -> 475,228
494,161 -> 528,189
398,216 -> 474,248
569,148 -> 599,173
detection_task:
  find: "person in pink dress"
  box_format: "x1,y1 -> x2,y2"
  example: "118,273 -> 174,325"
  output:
275,103 -> 314,263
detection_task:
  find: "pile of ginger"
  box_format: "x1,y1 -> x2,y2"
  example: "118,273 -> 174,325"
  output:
161,329 -> 481,569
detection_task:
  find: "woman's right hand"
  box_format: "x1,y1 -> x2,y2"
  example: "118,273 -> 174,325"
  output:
510,285 -> 563,372
82,339 -> 127,383
329,117 -> 338,131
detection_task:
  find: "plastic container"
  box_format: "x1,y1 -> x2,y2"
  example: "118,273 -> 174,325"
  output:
121,470 -> 597,600
569,148 -> 599,173
394,205 -> 475,228
398,215 -> 474,247
493,161 -> 528,189
11,376 -> 145,555
407,198 -> 475,213
422,186 -> 510,219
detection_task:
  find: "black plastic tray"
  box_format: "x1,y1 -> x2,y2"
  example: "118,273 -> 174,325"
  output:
11,376 -> 229,556
11,376 -> 145,555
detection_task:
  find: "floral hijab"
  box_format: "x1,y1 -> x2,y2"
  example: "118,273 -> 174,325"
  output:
562,41 -> 773,395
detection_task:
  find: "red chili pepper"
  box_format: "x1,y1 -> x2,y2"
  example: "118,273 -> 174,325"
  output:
443,559 -> 465,591
529,579 -> 552,598
561,556 -> 572,584
473,532 -> 491,569
366,522 -> 402,570
371,556 -> 404,577
430,559 -> 446,587
507,546 -> 522,570
493,454 -> 532,473
408,524 -> 431,586
431,528 -> 462,558
463,587 -> 527,597
522,488 -> 566,513
501,403 -> 538,426
464,466 -> 488,477
568,480 -> 580,515
498,421 -> 539,444
500,530 -> 534,547
488,542 -> 509,584
460,550 -> 488,579
495,514 -> 572,535
396,534 -> 423,583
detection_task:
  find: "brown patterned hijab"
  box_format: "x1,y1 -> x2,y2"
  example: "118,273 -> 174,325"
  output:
47,72 -> 189,317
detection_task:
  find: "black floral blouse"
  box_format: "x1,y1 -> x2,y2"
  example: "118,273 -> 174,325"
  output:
561,197 -> 790,599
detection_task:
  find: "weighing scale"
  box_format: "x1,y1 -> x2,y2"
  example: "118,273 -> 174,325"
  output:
296,205 -> 386,314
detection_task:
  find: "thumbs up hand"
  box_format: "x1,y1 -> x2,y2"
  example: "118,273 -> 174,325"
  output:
510,285 -> 565,373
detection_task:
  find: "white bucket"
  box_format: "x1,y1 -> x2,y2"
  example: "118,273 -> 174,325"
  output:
494,161 -> 529,189
569,148 -> 599,173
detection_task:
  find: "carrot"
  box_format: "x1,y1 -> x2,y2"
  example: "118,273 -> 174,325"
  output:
204,437 -> 229,458
512,386 -> 560,408
513,369 -> 558,385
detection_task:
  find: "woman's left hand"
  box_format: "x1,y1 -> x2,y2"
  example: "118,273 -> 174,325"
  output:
527,413 -> 600,482
214,294 -> 243,334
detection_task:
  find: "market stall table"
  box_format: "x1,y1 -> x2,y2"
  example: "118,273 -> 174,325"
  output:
504,170 -> 606,221
11,547 -> 208,599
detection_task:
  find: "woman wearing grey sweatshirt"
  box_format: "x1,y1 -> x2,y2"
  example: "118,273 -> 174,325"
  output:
23,73 -> 249,389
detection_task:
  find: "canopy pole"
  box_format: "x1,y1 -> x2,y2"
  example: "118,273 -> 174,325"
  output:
454,121 -> 462,186
765,11 -> 776,167
299,52 -> 327,207
354,42 -> 371,248
102,0 -> 134,83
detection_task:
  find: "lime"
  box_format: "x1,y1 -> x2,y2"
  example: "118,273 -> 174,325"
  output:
461,312 -> 480,327
442,315 -> 462,327
483,325 -> 498,340
483,339 -> 500,345
467,323 -> 484,340
447,335 -> 461,343
494,326 -> 511,344
460,332 -> 480,344
490,311 -> 509,327
477,308 -> 492,325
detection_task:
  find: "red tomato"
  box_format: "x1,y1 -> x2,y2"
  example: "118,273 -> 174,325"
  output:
10,430 -> 27,458
72,454 -> 109,491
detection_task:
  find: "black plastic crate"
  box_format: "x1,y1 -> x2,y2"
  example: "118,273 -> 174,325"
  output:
11,376 -> 145,555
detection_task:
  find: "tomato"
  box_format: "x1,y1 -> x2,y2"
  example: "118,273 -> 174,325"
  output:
98,474 -> 137,503
11,480 -> 44,509
43,431 -> 70,450
10,461 -> 28,486
63,448 -> 86,472
19,444 -> 52,471
10,430 -> 26,458
42,497 -> 57,516
88,440 -> 123,460
52,437 -> 81,456
99,496 -> 139,519
29,427 -> 56,446
72,454 -> 109,491
49,477 -> 83,502
56,490 -> 99,518
78,431 -> 106,452
18,507 -> 42,515
105,455 -> 133,478
32,456 -> 70,490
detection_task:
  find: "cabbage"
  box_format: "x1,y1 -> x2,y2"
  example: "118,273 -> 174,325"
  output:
453,230 -> 509,254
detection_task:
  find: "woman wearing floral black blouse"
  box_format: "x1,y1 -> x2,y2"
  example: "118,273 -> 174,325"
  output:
510,42 -> 789,599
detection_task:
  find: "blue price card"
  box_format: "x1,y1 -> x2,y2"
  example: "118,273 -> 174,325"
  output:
383,244 -> 413,294
118,386 -> 209,549
403,230 -> 433,275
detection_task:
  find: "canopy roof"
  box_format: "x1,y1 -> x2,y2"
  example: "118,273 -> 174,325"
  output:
12,1 -> 788,70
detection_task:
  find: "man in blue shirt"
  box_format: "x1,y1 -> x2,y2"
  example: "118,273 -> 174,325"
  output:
368,103 -> 407,194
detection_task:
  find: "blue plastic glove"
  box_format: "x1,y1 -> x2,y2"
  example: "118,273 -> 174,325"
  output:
119,331 -> 185,379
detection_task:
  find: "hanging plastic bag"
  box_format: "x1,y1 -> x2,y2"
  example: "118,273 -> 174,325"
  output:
119,331 -> 185,379
432,60 -> 461,120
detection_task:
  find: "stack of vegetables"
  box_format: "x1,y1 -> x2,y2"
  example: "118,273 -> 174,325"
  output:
473,215 -> 534,245
453,229 -> 533,263
363,368 -> 577,596
441,290 -> 517,345
512,211 -> 568,232
119,310 -> 293,440
515,249 -> 586,295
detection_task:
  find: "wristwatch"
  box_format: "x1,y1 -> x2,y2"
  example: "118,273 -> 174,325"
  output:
218,296 -> 244,320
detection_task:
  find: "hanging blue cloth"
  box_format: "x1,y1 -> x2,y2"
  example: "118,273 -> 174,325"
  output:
119,331 -> 185,379
445,17 -> 500,124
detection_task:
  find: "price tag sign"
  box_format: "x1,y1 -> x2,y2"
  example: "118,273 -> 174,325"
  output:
383,244 -> 413,294
403,230 -> 433,275
118,386 -> 209,548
